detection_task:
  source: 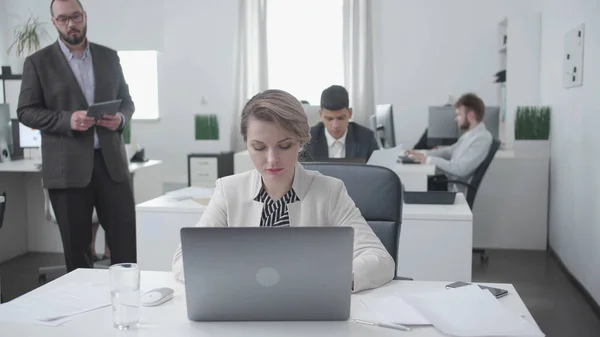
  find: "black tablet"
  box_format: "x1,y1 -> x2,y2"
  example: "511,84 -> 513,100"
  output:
86,99 -> 122,120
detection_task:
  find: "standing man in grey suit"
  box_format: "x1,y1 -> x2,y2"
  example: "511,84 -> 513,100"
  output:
17,0 -> 136,271
305,85 -> 379,161
405,93 -> 492,193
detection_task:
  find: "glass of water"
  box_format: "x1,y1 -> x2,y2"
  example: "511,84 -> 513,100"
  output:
109,263 -> 140,330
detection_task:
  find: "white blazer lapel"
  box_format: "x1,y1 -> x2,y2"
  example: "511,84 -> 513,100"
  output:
287,202 -> 302,227
248,200 -> 264,227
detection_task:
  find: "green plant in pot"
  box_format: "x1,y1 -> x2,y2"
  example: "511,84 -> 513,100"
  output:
514,106 -> 551,140
7,13 -> 50,74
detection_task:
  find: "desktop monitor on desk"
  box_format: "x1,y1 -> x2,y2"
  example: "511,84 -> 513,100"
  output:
427,106 -> 499,147
18,122 -> 41,148
303,105 -> 322,128
370,104 -> 396,149
0,104 -> 11,162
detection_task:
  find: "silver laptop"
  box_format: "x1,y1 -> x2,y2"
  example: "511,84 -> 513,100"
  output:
180,226 -> 354,321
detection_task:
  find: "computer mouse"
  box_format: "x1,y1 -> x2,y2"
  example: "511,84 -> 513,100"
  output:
140,287 -> 174,307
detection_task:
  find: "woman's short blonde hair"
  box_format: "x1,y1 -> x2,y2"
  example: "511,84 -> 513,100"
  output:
241,89 -> 311,146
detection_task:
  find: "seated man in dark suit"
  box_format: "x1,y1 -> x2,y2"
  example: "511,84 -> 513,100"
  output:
305,85 -> 379,161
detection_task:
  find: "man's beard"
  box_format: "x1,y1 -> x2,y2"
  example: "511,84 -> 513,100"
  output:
459,120 -> 470,130
59,26 -> 87,45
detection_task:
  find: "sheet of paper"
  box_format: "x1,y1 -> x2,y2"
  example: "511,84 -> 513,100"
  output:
403,285 -> 545,337
0,282 -> 111,324
0,304 -> 73,326
354,293 -> 430,325
366,145 -> 405,170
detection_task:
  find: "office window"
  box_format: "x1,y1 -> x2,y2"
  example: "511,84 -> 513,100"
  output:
117,51 -> 159,120
267,0 -> 344,105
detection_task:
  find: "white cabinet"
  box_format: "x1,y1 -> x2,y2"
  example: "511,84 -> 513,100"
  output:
187,152 -> 234,188
188,157 -> 218,187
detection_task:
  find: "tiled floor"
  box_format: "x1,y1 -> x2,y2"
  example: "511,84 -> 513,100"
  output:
1,249 -> 599,336
472,249 -> 600,336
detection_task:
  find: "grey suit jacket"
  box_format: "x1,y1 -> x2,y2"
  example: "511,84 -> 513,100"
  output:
305,122 -> 379,161
427,122 -> 492,193
17,41 -> 135,189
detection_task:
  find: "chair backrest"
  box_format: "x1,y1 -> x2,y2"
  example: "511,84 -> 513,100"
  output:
0,191 -> 6,230
301,162 -> 403,268
466,139 -> 501,208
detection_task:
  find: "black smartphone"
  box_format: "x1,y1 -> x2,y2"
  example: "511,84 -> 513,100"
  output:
445,281 -> 509,298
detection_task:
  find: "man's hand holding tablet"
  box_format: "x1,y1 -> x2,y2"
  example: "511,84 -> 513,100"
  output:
84,99 -> 123,131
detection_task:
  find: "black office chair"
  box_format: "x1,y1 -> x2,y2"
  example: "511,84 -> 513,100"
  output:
301,162 -> 410,280
433,139 -> 501,263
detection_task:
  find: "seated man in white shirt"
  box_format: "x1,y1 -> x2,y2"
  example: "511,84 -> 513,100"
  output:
305,85 -> 379,161
405,93 -> 493,193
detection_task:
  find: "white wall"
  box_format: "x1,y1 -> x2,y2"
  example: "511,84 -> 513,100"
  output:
374,0 -> 542,148
0,1 -> 8,65
3,0 -> 549,184
1,0 -> 237,184
540,0 -> 600,304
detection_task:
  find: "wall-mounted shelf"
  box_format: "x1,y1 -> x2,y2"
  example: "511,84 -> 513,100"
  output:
0,74 -> 22,80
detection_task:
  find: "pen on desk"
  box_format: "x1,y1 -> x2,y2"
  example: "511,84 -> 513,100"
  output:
354,319 -> 412,332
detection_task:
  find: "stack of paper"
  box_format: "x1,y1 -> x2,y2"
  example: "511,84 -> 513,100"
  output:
403,285 -> 545,337
352,293 -> 430,326
0,282 -> 111,326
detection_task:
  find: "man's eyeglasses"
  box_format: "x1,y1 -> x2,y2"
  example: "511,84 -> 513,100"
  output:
54,12 -> 84,25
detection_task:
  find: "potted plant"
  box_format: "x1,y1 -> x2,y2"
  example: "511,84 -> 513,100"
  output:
7,13 -> 50,74
514,106 -> 551,155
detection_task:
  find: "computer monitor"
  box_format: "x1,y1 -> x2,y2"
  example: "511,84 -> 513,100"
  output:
427,106 -> 500,147
470,106 -> 500,140
427,106 -> 458,147
19,121 -> 41,148
371,104 -> 396,148
303,104 -> 322,128
0,105 -> 12,161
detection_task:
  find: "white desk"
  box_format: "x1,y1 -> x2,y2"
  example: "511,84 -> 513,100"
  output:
395,162 -> 435,191
1,269 -> 542,336
400,193 -> 473,282
0,159 -> 164,263
390,149 -> 550,251
136,188 -> 472,282
135,187 -> 211,271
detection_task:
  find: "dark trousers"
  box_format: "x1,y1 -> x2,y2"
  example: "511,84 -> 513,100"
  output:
48,150 -> 136,272
428,174 -> 449,191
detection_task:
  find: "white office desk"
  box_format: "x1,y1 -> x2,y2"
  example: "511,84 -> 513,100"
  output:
135,187 -> 213,271
395,162 -> 435,191
0,159 -> 164,263
136,189 -> 472,282
1,269 -> 542,337
399,193 -> 473,282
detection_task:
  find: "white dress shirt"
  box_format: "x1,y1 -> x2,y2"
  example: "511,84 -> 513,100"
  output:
324,128 -> 347,158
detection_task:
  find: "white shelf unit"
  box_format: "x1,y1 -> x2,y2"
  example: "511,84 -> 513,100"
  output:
496,14 -> 542,149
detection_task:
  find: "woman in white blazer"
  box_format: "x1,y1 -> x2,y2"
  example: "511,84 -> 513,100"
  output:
172,89 -> 395,292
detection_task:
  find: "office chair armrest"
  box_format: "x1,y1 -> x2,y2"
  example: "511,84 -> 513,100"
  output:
394,276 -> 414,281
431,176 -> 478,194
444,179 -> 478,193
